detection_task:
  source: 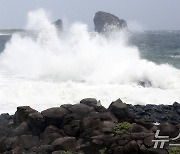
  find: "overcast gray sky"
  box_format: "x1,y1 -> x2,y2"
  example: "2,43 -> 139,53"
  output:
0,0 -> 179,30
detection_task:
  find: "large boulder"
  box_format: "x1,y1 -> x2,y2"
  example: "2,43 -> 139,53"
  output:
69,104 -> 94,117
80,98 -> 107,112
27,112 -> 46,135
41,107 -> 70,128
80,98 -> 99,107
93,11 -> 127,33
0,113 -> 14,137
14,106 -> 37,125
108,99 -> 131,121
40,125 -> 65,144
19,135 -> 39,150
51,137 -> 77,151
13,122 -> 30,136
63,120 -> 81,137
1,136 -> 19,152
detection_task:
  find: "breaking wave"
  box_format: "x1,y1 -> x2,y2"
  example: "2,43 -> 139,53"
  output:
0,9 -> 180,113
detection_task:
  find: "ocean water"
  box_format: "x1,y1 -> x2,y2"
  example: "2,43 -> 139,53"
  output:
0,9 -> 180,114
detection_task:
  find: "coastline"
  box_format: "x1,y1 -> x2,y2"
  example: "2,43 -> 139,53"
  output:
0,98 -> 179,153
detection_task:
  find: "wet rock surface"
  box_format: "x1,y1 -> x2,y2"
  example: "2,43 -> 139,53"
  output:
0,98 -> 180,153
94,11 -> 128,33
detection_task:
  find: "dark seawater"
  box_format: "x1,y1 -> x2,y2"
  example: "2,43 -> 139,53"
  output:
0,35 -> 11,53
1,30 -> 180,68
129,30 -> 180,68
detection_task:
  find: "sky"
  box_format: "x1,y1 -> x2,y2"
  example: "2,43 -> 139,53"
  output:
0,0 -> 180,30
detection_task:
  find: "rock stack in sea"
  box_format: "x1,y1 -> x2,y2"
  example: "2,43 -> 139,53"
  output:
94,11 -> 128,33
52,11 -> 128,34
0,98 -> 180,154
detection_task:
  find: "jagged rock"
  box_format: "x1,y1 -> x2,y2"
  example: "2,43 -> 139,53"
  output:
60,104 -> 73,110
93,11 -> 127,33
108,99 -> 131,121
27,112 -> 45,135
82,116 -> 99,130
41,107 -> 70,128
113,146 -> 124,154
101,121 -> 115,134
82,121 -> 102,139
1,136 -> 18,152
130,123 -> 151,133
29,145 -> 53,154
2,100 -> 180,154
41,125 -> 65,145
51,137 -> 77,151
158,123 -> 176,137
123,140 -> 138,154
0,137 -> 7,152
14,106 -> 37,125
54,19 -> 63,31
8,146 -> 24,154
0,113 -> 12,124
80,98 -> 99,107
89,111 -> 117,122
94,105 -> 107,113
134,119 -> 155,130
13,122 -> 30,136
80,98 -> 107,113
69,104 -> 94,117
128,103 -> 180,125
63,120 -> 81,137
144,135 -> 155,147
0,114 -> 14,137
61,113 -> 81,126
19,135 -> 39,150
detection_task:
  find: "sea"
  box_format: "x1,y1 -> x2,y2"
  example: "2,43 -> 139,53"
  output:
0,10 -> 180,114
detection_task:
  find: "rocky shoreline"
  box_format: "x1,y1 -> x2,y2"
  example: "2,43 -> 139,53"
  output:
0,98 -> 180,154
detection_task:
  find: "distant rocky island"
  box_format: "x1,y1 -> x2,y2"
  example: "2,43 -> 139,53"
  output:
93,11 -> 127,33
1,11 -> 128,35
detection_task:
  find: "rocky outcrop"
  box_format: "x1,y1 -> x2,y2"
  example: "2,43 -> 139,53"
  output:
93,11 -> 128,33
53,19 -> 63,31
0,99 -> 180,153
128,102 -> 180,125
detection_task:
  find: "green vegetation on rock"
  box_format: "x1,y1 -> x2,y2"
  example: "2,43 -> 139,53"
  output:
113,122 -> 132,133
99,148 -> 107,154
168,146 -> 180,154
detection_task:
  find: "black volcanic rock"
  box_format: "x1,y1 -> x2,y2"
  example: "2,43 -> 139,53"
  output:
108,99 -> 132,121
41,107 -> 70,128
14,106 -> 37,125
51,137 -> 77,151
53,19 -> 63,31
40,125 -> 65,144
69,104 -> 94,117
93,11 -> 127,33
1,99 -> 180,153
80,98 -> 99,107
27,112 -> 46,135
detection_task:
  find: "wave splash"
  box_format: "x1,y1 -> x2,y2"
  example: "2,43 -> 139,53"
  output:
1,9 -> 179,89
0,9 -> 180,113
